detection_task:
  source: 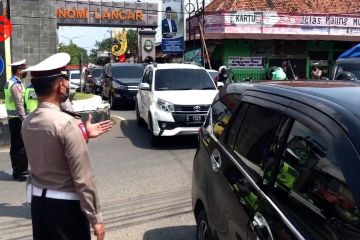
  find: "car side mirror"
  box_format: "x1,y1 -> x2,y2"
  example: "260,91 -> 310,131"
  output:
139,83 -> 150,91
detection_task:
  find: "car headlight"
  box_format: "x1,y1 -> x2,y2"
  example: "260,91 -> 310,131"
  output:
157,98 -> 175,112
112,81 -> 127,90
95,80 -> 101,85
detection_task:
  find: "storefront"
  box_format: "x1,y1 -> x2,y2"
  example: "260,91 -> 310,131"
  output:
187,11 -> 360,80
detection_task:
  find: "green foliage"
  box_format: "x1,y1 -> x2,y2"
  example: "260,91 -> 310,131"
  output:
88,29 -> 139,65
73,92 -> 94,100
58,42 -> 89,65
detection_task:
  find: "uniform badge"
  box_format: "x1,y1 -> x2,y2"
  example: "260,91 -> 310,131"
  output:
78,122 -> 88,141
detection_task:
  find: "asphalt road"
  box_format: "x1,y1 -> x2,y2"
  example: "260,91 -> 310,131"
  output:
0,107 -> 198,240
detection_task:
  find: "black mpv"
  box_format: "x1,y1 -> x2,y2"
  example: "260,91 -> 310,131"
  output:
192,81 -> 360,240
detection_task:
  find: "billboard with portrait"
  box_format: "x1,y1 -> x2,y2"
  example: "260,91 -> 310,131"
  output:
161,0 -> 184,54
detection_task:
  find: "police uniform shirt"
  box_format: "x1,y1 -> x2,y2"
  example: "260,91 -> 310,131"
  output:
22,102 -> 103,224
10,76 -> 26,120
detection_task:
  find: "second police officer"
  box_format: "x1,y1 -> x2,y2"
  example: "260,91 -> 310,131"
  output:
4,59 -> 28,181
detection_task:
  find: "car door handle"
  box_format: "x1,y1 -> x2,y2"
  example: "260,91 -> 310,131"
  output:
250,212 -> 273,240
210,149 -> 222,173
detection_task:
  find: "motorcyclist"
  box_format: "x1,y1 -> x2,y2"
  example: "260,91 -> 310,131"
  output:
271,67 -> 287,81
215,66 -> 231,84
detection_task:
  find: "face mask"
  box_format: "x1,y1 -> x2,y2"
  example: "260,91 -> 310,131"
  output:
59,80 -> 70,103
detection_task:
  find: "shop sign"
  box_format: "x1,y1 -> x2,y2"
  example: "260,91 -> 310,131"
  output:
198,11 -> 360,37
56,0 -> 158,27
228,11 -> 262,25
229,57 -> 263,69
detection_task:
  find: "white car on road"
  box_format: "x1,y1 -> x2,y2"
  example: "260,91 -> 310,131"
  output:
69,70 -> 81,92
136,63 -> 219,145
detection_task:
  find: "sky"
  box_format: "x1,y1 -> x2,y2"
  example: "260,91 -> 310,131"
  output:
57,0 -> 212,52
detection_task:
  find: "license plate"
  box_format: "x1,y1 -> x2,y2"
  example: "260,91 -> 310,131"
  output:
186,115 -> 203,123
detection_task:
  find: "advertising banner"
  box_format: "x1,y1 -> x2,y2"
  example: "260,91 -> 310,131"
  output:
192,11 -> 360,37
229,57 -> 264,69
184,49 -> 201,63
161,0 -> 184,54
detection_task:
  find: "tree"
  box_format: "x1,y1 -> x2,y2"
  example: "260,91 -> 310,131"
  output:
58,42 -> 89,65
88,29 -> 139,65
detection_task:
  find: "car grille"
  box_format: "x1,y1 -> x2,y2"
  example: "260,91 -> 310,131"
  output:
173,105 -> 210,113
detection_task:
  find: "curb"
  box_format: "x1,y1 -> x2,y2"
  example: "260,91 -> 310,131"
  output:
0,98 -> 110,146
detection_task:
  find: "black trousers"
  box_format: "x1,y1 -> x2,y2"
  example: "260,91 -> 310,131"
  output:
31,196 -> 91,240
8,117 -> 28,176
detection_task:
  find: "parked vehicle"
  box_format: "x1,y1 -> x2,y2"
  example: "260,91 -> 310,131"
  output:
193,81 -> 360,240
331,57 -> 360,81
136,63 -> 221,145
101,63 -> 146,108
69,70 -> 81,92
83,67 -> 103,94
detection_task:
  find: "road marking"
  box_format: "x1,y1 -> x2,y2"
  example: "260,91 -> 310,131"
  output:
111,115 -> 126,121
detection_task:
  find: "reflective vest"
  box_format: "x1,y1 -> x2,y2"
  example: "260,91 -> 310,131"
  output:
4,76 -> 24,118
24,85 -> 38,114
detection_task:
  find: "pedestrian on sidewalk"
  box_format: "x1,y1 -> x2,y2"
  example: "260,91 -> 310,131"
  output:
22,53 -> 112,240
4,59 -> 28,181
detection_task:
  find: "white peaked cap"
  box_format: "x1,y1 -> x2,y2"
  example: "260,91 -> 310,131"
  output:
24,53 -> 71,73
10,59 -> 26,66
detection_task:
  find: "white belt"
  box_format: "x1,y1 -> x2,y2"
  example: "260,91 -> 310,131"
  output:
32,185 -> 80,201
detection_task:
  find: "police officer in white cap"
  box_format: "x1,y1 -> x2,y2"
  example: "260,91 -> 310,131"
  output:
3,59 -> 28,181
22,53 -> 111,240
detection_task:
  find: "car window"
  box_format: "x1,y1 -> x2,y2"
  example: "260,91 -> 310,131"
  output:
233,104 -> 284,169
112,65 -> 145,79
148,70 -> 153,86
142,69 -> 149,84
209,94 -> 241,142
90,68 -> 102,78
335,63 -> 360,80
154,69 -> 215,91
269,120 -> 360,240
70,73 -> 80,79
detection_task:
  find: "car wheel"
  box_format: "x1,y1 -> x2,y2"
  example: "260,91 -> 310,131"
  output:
149,116 -> 160,146
136,102 -> 145,127
196,210 -> 211,240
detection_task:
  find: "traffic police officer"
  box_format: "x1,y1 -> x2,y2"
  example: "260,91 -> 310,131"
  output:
24,84 -> 38,113
4,59 -> 28,181
22,53 -> 112,240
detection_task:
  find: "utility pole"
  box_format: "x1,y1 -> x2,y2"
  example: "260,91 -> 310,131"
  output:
79,52 -> 83,93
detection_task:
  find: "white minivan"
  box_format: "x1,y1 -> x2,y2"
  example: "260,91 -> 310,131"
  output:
69,70 -> 81,92
136,63 -> 220,145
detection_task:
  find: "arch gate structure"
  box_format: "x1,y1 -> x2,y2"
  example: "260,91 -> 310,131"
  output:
8,0 -> 158,68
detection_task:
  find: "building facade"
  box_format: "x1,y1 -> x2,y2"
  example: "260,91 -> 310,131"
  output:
187,0 -> 360,80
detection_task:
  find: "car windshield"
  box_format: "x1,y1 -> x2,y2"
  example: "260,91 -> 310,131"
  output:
70,73 -> 80,79
155,69 -> 216,91
112,65 -> 145,81
335,63 -> 360,80
207,71 -> 218,80
90,68 -> 102,78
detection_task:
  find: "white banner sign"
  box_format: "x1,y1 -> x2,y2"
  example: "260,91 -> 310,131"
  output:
229,57 -> 263,69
